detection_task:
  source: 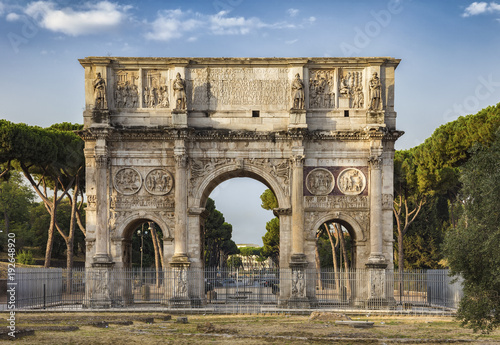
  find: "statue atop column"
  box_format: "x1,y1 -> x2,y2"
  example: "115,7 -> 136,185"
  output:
291,73 -> 305,110
173,73 -> 187,110
93,72 -> 107,110
368,72 -> 382,111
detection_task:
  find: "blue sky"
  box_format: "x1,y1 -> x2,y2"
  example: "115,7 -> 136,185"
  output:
1,0 -> 500,245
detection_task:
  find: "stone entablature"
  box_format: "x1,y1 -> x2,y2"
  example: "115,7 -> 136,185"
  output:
80,57 -> 399,131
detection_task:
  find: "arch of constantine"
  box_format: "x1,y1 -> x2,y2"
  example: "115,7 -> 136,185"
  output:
79,57 -> 403,308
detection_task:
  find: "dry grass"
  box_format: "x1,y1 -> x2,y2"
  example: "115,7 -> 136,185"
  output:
0,312 -> 499,344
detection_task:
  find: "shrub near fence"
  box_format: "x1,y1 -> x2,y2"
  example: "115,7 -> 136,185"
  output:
8,268 -> 463,312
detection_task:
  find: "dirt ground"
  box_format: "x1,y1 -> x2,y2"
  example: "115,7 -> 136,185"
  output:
0,312 -> 499,344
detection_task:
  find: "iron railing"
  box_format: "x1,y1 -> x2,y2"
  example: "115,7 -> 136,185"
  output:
4,267 -> 463,313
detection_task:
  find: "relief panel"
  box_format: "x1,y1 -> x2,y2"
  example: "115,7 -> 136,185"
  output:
114,70 -> 139,108
309,69 -> 335,109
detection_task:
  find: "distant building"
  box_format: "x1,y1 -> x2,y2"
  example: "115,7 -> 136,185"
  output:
230,244 -> 275,270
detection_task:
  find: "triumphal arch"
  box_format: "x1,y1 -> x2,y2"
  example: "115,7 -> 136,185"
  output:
79,57 -> 402,308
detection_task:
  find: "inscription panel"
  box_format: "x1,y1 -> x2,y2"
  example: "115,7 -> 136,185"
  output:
187,67 -> 290,109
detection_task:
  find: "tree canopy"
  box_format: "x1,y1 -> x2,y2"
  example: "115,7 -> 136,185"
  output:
443,129 -> 500,333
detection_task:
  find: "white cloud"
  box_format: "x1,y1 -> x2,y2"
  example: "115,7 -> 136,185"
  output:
23,1 -> 131,36
285,39 -> 298,45
287,8 -> 299,17
209,10 -> 265,35
0,2 -> 4,16
462,1 -> 500,17
145,9 -> 290,41
145,9 -> 203,41
6,12 -> 21,21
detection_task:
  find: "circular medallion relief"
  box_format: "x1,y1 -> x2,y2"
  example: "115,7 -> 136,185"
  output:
114,168 -> 142,195
145,169 -> 174,195
306,168 -> 335,195
337,168 -> 366,195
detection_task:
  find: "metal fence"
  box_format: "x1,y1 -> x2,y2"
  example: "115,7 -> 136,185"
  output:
6,267 -> 463,313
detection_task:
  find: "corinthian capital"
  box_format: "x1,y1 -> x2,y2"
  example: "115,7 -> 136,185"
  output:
290,154 -> 305,168
368,156 -> 383,170
95,155 -> 109,168
175,154 -> 188,168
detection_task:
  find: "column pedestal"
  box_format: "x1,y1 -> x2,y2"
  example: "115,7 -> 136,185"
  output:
86,261 -> 116,308
166,262 -> 193,307
365,262 -> 396,309
172,109 -> 188,128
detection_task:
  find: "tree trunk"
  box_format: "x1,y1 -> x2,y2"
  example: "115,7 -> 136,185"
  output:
315,229 -> 323,290
324,223 -> 340,292
335,223 -> 351,299
44,206 -> 56,268
149,222 -> 161,288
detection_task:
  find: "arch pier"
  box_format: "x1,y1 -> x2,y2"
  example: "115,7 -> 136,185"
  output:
79,57 -> 403,308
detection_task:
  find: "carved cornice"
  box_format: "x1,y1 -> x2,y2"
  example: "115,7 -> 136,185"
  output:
78,127 -> 404,143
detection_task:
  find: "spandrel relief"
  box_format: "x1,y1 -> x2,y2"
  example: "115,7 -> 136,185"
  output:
114,70 -> 139,108
143,70 -> 169,109
337,168 -> 366,195
309,69 -> 335,109
306,168 -> 335,195
113,167 -> 142,195
145,169 -> 174,195
338,69 -> 364,109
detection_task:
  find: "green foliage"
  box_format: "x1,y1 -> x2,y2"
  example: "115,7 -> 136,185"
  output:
260,188 -> 278,210
261,217 -> 280,267
203,198 -> 238,268
239,246 -> 260,257
227,256 -> 243,269
0,171 -> 35,250
444,129 -> 500,333
17,250 -> 35,265
394,103 -> 500,270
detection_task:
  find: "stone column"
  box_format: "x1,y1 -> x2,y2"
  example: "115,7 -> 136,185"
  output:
172,145 -> 189,263
93,152 -> 110,264
87,131 -> 115,308
365,144 -> 393,308
168,141 -> 191,307
367,153 -> 385,266
290,150 -> 305,263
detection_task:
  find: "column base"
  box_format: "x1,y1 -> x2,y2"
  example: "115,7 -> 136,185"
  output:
170,254 -> 190,265
366,254 -> 387,269
290,253 -> 307,266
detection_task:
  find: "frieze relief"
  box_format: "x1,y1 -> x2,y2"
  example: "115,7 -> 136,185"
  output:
114,70 -> 139,108
305,195 -> 368,209
309,69 -> 335,109
337,168 -> 366,195
113,168 -> 142,195
306,168 -> 335,195
145,169 -> 174,195
110,195 -> 174,209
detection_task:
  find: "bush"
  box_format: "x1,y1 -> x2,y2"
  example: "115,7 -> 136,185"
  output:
17,250 -> 35,265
